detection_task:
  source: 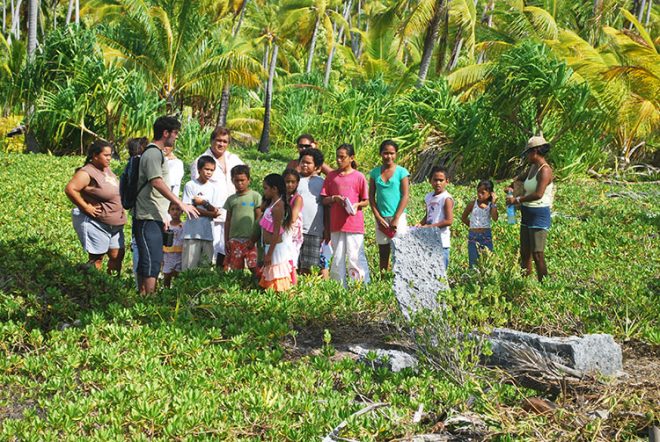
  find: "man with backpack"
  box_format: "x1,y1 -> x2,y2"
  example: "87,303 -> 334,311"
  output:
132,116 -> 199,294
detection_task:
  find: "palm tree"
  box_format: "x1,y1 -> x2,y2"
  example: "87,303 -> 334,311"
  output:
27,0 -> 37,60
548,11 -> 659,161
91,0 -> 260,115
258,40 -> 278,152
279,0 -> 339,74
323,0 -> 352,86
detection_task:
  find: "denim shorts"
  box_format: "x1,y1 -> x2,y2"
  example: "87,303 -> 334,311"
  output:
72,208 -> 125,255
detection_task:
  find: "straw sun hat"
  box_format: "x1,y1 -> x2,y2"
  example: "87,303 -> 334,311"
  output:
521,135 -> 549,156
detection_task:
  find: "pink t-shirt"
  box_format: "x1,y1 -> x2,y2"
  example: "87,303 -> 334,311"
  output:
321,170 -> 369,234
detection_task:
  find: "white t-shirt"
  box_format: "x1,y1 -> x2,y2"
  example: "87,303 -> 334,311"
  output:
182,179 -> 220,241
167,157 -> 184,197
298,175 -> 325,237
424,191 -> 453,248
191,149 -> 244,223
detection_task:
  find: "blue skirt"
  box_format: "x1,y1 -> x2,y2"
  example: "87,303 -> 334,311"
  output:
521,205 -> 551,230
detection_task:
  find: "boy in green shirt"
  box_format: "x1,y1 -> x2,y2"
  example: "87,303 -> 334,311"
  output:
223,165 -> 262,274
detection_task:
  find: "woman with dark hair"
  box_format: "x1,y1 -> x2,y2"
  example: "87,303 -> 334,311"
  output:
65,140 -> 126,274
286,134 -> 333,175
506,135 -> 554,282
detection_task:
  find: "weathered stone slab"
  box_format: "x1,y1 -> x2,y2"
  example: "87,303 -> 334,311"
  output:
488,328 -> 623,375
348,345 -> 418,372
391,227 -> 449,320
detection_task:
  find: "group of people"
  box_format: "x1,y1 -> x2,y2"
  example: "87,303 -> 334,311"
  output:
64,115 -> 555,295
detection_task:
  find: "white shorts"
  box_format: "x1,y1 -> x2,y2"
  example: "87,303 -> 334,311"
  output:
374,213 -> 408,245
72,208 -> 124,255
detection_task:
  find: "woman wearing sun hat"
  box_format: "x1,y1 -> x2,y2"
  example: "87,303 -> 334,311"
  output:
506,135 -> 554,282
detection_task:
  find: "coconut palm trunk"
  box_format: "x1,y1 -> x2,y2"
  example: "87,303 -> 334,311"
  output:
306,15 -> 320,73
417,0 -> 445,86
324,0 -> 352,87
27,0 -> 37,60
233,0 -> 249,37
259,43 -> 278,153
66,0 -> 73,24
217,84 -> 230,127
10,0 -> 22,40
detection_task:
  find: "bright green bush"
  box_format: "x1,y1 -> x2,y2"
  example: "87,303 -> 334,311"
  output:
0,152 -> 657,439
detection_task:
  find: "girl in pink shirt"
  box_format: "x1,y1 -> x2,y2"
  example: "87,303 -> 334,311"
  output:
321,144 -> 370,285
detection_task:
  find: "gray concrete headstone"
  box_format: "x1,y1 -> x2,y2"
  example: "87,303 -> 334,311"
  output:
488,328 -> 623,375
391,227 -> 449,320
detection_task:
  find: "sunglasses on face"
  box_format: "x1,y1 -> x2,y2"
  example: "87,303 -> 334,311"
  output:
297,144 -> 312,149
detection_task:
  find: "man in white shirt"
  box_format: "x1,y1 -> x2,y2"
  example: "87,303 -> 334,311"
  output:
190,127 -> 245,269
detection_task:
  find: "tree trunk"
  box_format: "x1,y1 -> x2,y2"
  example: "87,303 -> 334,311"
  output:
11,0 -> 22,40
477,0 -> 494,63
27,0 -> 37,60
417,0 -> 445,86
75,0 -> 79,25
233,0 -> 249,37
645,0 -> 652,24
324,0 -> 352,87
2,0 -> 6,33
217,83 -> 230,127
448,35 -> 463,71
65,0 -> 73,25
637,0 -> 646,21
351,0 -> 361,58
262,44 -> 270,70
306,16 -> 320,73
259,43 -> 278,153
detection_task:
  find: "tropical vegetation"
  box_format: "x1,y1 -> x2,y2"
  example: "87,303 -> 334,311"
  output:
0,0 -> 657,179
0,152 -> 658,439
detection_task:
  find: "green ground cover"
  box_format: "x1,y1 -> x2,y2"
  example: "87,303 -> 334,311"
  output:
0,152 -> 658,440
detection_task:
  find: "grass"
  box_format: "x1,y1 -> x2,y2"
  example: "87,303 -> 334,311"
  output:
0,151 -> 658,440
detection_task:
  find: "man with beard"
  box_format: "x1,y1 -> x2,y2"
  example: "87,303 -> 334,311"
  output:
134,116 -> 199,294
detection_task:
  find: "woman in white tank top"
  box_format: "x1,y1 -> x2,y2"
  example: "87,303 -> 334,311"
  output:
506,135 -> 554,282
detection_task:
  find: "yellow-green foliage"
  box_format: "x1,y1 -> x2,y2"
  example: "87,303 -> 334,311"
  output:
0,115 -> 24,153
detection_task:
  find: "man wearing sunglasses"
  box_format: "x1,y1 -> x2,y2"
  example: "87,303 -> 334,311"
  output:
286,134 -> 333,175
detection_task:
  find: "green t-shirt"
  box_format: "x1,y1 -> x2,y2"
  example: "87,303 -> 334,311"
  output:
224,190 -> 262,239
136,144 -> 169,222
368,165 -> 410,217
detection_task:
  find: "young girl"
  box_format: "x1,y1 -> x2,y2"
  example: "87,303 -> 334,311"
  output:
283,169 -> 304,283
259,174 -> 293,291
368,140 -> 410,272
321,144 -> 370,285
461,180 -> 498,268
163,203 -> 185,287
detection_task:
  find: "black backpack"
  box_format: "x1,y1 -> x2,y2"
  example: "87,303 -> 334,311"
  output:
119,144 -> 162,210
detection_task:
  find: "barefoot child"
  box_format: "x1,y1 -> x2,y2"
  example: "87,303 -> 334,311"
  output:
259,174 -> 293,291
321,144 -> 370,285
182,156 -> 220,271
461,180 -> 498,268
417,166 -> 454,271
223,165 -> 262,274
283,168 -> 303,282
163,203 -> 184,287
368,140 -> 410,272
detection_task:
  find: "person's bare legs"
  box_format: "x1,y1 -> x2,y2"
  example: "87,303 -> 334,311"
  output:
532,252 -> 547,282
140,276 -> 157,294
106,248 -> 125,276
163,270 -> 178,288
87,253 -> 104,270
378,244 -> 390,273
